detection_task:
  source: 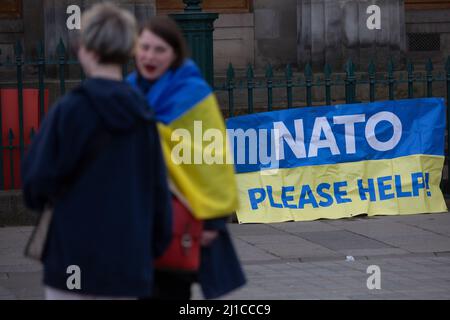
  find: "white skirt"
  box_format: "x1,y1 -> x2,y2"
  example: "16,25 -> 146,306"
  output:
44,286 -> 135,300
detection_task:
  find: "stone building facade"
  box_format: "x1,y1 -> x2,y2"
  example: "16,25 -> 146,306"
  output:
0,0 -> 449,73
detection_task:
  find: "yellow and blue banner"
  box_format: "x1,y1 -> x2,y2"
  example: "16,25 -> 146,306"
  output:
226,98 -> 447,223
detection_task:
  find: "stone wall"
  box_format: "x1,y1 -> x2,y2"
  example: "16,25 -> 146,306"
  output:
43,0 -> 156,60
212,0 -> 414,72
253,0 -> 298,70
0,1 -> 155,62
211,0 -> 298,72
0,0 -> 44,61
2,1 -> 450,74
405,9 -> 450,66
297,0 -> 406,72
0,191 -> 36,226
213,13 -> 254,72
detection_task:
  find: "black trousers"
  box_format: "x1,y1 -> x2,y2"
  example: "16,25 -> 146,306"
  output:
142,270 -> 197,300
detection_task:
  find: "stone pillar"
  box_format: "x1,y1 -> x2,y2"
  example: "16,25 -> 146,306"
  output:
297,0 -> 406,71
43,0 -> 156,60
254,0 -> 298,69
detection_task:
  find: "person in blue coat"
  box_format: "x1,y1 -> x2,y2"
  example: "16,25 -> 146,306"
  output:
128,16 -> 246,300
21,3 -> 172,299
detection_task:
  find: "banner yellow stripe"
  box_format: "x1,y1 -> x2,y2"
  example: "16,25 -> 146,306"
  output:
235,155 -> 447,223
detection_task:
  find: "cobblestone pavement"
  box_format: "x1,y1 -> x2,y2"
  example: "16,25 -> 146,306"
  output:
1,212 -> 450,299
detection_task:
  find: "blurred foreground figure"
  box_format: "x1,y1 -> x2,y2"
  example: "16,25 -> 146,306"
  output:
22,3 -> 172,300
128,16 -> 246,300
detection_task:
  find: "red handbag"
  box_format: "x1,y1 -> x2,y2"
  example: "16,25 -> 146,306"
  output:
154,195 -> 203,272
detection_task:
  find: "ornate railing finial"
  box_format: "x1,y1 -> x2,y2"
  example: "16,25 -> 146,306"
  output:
183,0 -> 202,12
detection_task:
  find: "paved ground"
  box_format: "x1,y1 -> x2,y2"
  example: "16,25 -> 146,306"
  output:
1,212 -> 450,300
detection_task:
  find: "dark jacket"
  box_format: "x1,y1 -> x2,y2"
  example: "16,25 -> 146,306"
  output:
22,78 -> 172,297
128,71 -> 246,299
200,218 -> 246,299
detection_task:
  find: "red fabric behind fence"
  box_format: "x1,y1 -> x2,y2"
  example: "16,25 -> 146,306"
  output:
0,89 -> 49,190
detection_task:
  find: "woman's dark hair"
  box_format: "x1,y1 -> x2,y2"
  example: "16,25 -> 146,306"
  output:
139,16 -> 188,69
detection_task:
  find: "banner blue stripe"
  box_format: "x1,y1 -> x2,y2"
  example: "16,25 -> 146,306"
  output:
226,98 -> 445,174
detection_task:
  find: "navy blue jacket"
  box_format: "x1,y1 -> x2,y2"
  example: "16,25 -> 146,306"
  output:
22,78 -> 172,297
200,218 -> 246,299
129,72 -> 246,299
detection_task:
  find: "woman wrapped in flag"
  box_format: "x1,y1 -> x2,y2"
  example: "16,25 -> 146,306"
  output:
127,16 -> 246,300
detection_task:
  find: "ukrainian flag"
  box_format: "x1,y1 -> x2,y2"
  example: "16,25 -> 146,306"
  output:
128,60 -> 238,219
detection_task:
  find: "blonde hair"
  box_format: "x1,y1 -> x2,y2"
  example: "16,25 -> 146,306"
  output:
81,2 -> 137,64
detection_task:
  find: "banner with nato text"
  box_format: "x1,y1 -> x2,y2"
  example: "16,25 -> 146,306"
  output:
226,98 -> 447,223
